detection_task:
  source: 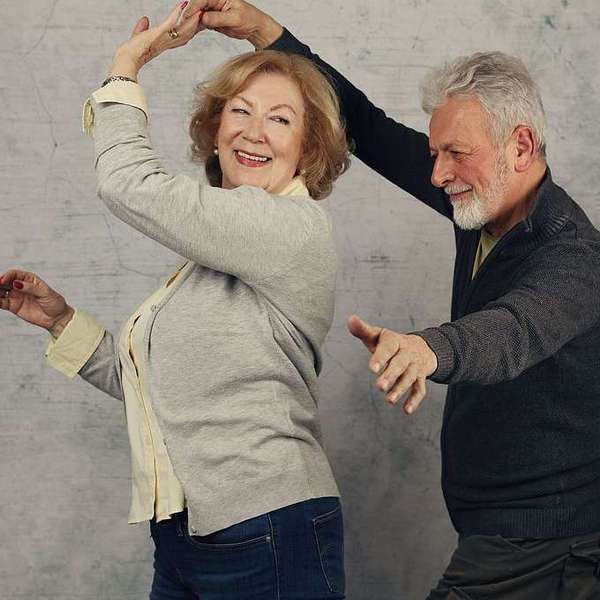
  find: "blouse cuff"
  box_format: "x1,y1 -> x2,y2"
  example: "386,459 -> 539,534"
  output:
45,308 -> 106,378
82,80 -> 149,136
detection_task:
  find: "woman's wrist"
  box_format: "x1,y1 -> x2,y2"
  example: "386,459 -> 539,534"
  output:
101,75 -> 137,87
108,50 -> 141,81
48,306 -> 75,340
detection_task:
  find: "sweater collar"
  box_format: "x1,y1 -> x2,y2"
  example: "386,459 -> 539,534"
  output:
520,167 -> 571,243
469,168 -> 573,257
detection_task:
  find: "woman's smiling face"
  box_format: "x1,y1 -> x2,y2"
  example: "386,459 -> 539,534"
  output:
216,71 -> 306,194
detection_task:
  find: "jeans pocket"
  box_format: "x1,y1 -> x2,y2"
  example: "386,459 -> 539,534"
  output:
312,504 -> 345,594
184,514 -> 272,552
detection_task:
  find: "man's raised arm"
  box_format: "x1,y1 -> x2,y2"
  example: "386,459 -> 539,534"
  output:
200,0 -> 451,219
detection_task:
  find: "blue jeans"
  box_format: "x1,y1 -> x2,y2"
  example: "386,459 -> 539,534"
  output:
149,497 -> 345,600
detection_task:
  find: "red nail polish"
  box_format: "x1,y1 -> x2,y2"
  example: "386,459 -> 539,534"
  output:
181,1 -> 189,8
13,281 -> 23,289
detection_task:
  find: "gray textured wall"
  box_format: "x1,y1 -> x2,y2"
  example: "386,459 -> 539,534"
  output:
1,1 -> 599,598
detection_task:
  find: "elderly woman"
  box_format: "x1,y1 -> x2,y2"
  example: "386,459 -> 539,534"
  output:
0,4 -> 350,599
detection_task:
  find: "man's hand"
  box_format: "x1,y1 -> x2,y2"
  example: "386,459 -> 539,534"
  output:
199,0 -> 283,49
347,315 -> 438,415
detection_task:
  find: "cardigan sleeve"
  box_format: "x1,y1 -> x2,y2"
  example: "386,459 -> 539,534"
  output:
77,330 -> 124,401
90,97 -> 333,288
82,80 -> 149,135
269,28 -> 452,220
414,238 -> 600,384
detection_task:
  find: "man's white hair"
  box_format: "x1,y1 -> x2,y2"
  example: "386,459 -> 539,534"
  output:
420,51 -> 547,157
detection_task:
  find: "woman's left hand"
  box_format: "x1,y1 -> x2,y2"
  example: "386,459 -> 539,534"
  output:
109,1 -> 205,81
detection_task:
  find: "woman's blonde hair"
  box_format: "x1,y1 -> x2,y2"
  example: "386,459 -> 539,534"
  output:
189,50 -> 350,200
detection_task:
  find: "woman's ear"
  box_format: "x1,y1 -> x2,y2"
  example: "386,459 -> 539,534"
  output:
295,163 -> 306,176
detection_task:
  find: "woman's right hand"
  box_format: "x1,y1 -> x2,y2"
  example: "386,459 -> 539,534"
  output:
0,269 -> 74,337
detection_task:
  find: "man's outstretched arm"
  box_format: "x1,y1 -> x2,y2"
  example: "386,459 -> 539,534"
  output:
350,239 -> 600,410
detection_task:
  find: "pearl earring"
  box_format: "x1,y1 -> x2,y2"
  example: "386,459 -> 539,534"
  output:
213,148 -> 219,156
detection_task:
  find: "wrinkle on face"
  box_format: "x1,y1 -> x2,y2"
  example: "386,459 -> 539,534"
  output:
429,97 -> 510,230
216,72 -> 305,195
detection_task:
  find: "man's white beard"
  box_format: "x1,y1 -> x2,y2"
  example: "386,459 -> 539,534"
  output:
451,154 -> 508,230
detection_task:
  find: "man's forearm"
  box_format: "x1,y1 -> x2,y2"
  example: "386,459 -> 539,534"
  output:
248,12 -> 283,49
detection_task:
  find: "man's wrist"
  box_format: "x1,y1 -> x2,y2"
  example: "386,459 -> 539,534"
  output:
248,15 -> 283,50
48,306 -> 75,340
426,347 -> 439,377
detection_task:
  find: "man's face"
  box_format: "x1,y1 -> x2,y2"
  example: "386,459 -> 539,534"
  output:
429,96 -> 509,230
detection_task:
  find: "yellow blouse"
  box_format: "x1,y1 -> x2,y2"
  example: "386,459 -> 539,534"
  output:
46,263 -> 191,524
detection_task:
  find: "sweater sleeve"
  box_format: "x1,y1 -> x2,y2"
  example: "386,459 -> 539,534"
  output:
91,99 -> 330,286
77,330 -> 124,402
269,29 -> 452,220
414,239 -> 600,384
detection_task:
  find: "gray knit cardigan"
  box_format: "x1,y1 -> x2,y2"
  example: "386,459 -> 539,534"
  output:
78,99 -> 339,535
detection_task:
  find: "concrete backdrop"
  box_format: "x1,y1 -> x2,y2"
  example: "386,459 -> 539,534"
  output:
1,0 -> 599,598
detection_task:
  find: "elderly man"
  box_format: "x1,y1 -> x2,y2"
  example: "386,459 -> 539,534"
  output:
195,1 -> 600,597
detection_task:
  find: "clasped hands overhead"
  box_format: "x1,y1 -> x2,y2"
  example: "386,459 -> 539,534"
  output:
109,0 -> 281,80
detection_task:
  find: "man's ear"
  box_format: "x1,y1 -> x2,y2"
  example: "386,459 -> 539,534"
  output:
512,125 -> 537,173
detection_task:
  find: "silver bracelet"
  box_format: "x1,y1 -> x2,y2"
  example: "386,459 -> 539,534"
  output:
101,75 -> 137,87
